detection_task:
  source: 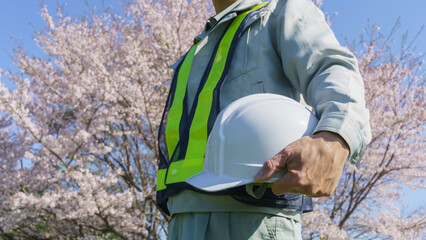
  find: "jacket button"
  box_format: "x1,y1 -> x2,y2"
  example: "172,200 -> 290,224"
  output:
171,169 -> 177,176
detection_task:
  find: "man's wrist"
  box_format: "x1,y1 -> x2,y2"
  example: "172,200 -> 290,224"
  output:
313,131 -> 350,158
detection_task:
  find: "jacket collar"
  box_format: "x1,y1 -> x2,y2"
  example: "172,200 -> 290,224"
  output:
206,0 -> 262,31
193,0 -> 264,44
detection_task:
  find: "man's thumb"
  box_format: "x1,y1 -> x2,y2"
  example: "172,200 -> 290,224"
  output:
254,153 -> 287,182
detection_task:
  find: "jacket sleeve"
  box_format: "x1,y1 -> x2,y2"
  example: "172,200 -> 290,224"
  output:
272,0 -> 372,164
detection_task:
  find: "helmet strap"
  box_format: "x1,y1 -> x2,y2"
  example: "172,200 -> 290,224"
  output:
245,183 -> 269,199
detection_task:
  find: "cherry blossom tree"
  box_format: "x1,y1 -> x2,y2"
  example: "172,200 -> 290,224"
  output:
0,0 -> 210,239
0,0 -> 424,239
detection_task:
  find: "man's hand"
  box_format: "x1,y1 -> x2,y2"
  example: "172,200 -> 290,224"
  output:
254,131 -> 350,197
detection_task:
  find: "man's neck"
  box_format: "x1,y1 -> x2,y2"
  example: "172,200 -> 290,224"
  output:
212,0 -> 238,14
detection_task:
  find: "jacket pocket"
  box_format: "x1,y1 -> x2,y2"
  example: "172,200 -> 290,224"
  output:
250,80 -> 265,94
225,23 -> 261,83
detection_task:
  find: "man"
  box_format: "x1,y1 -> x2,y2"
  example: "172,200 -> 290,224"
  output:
156,0 -> 372,239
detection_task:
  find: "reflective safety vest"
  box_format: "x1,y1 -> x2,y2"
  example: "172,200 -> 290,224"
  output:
156,2 -> 312,215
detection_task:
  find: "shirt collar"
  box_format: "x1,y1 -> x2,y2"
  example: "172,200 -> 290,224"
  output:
205,0 -> 262,31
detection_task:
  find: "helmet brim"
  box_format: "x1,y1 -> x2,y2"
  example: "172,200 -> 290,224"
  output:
185,171 -> 254,192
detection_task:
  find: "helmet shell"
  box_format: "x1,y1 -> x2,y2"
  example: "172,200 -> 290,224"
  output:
185,93 -> 318,191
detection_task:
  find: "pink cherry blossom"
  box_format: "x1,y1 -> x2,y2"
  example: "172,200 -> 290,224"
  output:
0,1 -> 210,238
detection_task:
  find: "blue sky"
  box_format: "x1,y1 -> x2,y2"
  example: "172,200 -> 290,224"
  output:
0,0 -> 425,214
324,0 -> 425,51
1,0 -> 425,74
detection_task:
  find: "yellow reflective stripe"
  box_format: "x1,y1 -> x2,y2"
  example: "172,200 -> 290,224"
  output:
165,45 -> 197,160
156,169 -> 167,191
165,158 -> 204,184
184,8 -> 256,162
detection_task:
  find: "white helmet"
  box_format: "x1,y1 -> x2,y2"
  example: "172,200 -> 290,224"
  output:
185,93 -> 318,193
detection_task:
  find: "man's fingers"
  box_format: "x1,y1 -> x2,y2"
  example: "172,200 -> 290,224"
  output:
254,151 -> 288,182
271,170 -> 334,197
270,171 -> 298,196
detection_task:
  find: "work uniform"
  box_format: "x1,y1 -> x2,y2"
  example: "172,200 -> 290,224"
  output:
161,0 -> 372,239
